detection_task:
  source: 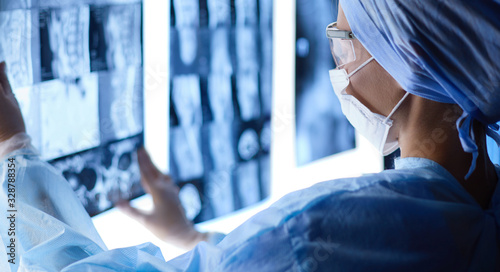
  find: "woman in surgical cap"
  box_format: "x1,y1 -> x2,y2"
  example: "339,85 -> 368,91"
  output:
1,0 -> 500,271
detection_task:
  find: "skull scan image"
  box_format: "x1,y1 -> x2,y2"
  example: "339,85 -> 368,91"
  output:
236,27 -> 258,72
172,75 -> 203,126
173,0 -> 199,27
210,29 -> 232,74
39,75 -> 100,160
208,74 -> 234,121
236,160 -> 260,207
238,128 -> 260,161
171,127 -> 204,181
179,183 -> 202,220
53,150 -> 103,215
44,7 -> 90,80
100,137 -> 142,206
206,170 -> 234,217
209,123 -> 236,170
207,0 -> 231,28
235,0 -> 258,26
105,4 -> 142,71
0,9 -> 33,90
51,136 -> 143,216
236,71 -> 261,121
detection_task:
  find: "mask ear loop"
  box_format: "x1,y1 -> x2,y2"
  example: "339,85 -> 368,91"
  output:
384,92 -> 411,124
347,57 -> 374,78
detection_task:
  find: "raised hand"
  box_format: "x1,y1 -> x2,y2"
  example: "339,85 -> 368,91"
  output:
118,148 -> 208,249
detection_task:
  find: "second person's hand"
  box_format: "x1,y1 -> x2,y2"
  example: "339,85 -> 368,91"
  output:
117,148 -> 209,249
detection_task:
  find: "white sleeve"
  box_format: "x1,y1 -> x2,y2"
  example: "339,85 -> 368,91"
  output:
0,135 -> 215,271
0,133 -> 36,161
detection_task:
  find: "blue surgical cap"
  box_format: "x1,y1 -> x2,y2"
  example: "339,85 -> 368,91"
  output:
341,0 -> 500,178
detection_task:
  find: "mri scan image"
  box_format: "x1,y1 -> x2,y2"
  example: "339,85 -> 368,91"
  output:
39,74 -> 100,160
0,9 -> 34,90
236,26 -> 259,72
259,155 -> 271,198
235,0 -> 258,26
1,0 -> 145,216
236,71 -> 261,121
173,0 -> 199,27
89,3 -> 142,72
39,6 -> 90,80
51,135 -> 143,216
236,160 -> 261,207
170,126 -> 205,181
206,170 -> 235,217
170,0 -> 272,222
178,28 -> 198,66
237,127 -> 260,161
209,123 -> 236,170
260,29 -> 273,115
172,74 -> 203,126
99,67 -> 143,142
210,28 -> 232,74
207,0 -> 230,28
179,183 -> 203,220
208,73 -> 234,121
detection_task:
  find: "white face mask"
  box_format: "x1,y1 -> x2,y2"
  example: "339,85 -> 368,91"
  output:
329,57 -> 409,156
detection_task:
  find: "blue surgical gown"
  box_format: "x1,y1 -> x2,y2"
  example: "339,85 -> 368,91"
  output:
1,148 -> 499,271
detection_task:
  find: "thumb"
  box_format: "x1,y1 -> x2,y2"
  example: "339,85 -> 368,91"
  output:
117,201 -> 149,225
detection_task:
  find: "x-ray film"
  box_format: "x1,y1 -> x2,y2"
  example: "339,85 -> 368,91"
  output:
0,9 -> 35,90
51,135 -> 144,216
2,0 -> 144,216
39,6 -> 91,81
170,0 -> 273,223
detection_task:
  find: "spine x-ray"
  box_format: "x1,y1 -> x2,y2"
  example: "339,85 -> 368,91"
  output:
0,0 -> 144,216
295,0 -> 356,166
170,0 -> 273,223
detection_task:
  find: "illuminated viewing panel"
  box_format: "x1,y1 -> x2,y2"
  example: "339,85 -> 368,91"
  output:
169,0 -> 273,223
0,0 -> 144,216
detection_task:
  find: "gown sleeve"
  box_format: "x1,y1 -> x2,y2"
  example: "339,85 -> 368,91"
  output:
0,136 -> 219,271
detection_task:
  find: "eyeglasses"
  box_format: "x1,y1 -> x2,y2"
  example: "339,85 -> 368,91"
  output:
325,22 -> 357,68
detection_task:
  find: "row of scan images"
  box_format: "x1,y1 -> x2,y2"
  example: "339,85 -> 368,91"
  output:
0,2 -> 142,91
170,27 -> 273,78
171,0 -> 272,28
49,120 -> 271,219
14,67 -> 143,161
170,120 -> 271,180
170,73 -> 272,125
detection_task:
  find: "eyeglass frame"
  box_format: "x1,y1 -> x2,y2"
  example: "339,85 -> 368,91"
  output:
325,22 -> 356,40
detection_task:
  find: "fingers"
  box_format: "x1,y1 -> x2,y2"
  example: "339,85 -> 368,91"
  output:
116,201 -> 148,225
0,62 -> 12,95
137,147 -> 170,184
